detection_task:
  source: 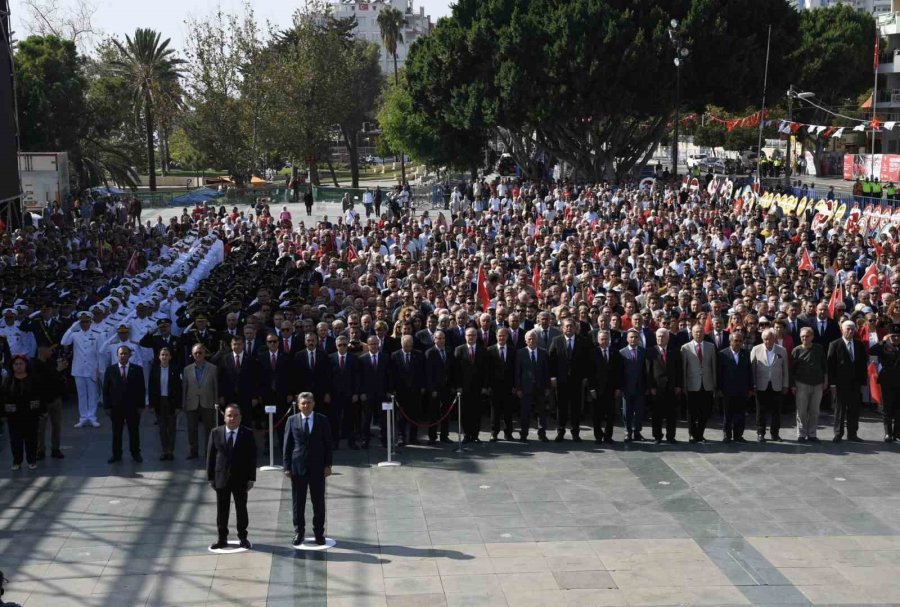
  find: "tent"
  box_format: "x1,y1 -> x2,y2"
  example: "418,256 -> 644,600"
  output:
169,188 -> 225,206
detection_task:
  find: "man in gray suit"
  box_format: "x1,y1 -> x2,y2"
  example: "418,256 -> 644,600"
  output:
750,328 -> 790,442
182,344 -> 219,459
681,324 -> 716,443
535,312 -> 562,350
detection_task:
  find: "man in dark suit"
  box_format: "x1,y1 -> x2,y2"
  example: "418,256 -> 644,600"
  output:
415,315 -> 438,353
284,393 -> 333,546
827,320 -> 868,442
102,345 -> 146,463
217,336 -> 262,426
548,319 -> 590,441
276,321 -> 301,357
487,328 -> 518,441
717,332 -> 754,443
425,330 -> 453,444
453,327 -> 489,442
140,318 -> 183,368
359,335 -> 390,448
329,336 -> 360,449
811,303 -> 840,347
587,330 -> 622,443
149,347 -> 183,460
390,335 -> 426,445
704,317 -> 730,352
648,328 -> 681,444
207,405 -> 257,550
259,333 -> 296,454
26,302 -> 63,350
619,329 -> 648,442
476,314 -> 496,351
514,330 -> 551,442
506,313 -> 527,351
296,333 -> 332,408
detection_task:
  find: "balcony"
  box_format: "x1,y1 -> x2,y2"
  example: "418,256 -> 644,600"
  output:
878,49 -> 900,73
879,11 -> 900,37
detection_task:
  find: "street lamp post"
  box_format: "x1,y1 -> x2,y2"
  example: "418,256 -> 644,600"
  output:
785,86 -> 815,188
669,20 -> 689,178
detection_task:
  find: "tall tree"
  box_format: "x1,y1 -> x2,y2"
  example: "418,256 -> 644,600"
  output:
377,6 -> 406,183
109,28 -> 184,191
338,40 -> 383,188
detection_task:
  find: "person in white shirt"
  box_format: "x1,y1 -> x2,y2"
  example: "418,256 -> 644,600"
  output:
61,312 -> 103,427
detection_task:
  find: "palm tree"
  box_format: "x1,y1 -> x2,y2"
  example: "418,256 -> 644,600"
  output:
377,6 -> 406,184
109,29 -> 184,191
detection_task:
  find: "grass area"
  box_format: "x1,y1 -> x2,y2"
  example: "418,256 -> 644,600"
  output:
278,164 -> 426,185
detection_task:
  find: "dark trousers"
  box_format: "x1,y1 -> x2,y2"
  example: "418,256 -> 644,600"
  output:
834,387 -> 861,438
461,389 -> 482,438
686,390 -> 713,440
305,203 -> 313,216
755,387 -> 782,437
8,415 -> 39,465
157,396 -> 177,455
722,395 -> 747,439
362,393 -> 385,444
556,380 -> 583,434
520,389 -> 548,437
329,397 -> 349,445
396,388 -> 422,441
111,408 -> 141,457
884,388 -> 899,438
651,390 -> 678,440
592,390 -> 616,440
342,399 -> 360,443
291,473 -> 326,536
37,397 -> 62,455
215,483 -> 249,541
428,389 -> 452,440
186,407 -> 217,455
622,392 -> 645,435
490,387 -> 516,434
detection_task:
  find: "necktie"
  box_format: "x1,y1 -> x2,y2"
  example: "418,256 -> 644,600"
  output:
469,346 -> 475,362
226,430 -> 234,455
501,347 -> 506,362
405,352 -> 410,367
340,354 -> 345,370
820,321 -> 825,335
543,330 -> 548,342
567,338 -> 573,356
484,332 -> 488,345
603,348 -> 608,362
309,351 -> 314,368
531,350 -> 536,364
440,349 -> 446,363
660,347 -> 666,364
696,343 -> 703,364
303,416 -> 310,435
271,353 -> 277,370
195,365 -> 203,383
632,348 -> 636,361
121,365 -> 127,381
235,354 -> 241,371
848,342 -> 854,362
284,338 -> 290,353
373,354 -> 378,367
247,342 -> 253,356
511,331 -> 517,345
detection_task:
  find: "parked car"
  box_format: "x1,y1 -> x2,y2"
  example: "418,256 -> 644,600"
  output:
698,157 -> 726,173
686,154 -> 708,169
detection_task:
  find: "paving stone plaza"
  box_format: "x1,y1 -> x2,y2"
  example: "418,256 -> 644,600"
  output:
2,404 -> 900,607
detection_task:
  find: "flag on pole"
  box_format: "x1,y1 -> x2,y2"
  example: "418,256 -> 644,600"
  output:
798,248 -> 814,273
875,32 -> 881,72
477,264 -> 491,310
703,313 -> 713,335
586,287 -> 594,306
346,243 -> 359,263
125,251 -> 139,276
869,362 -> 883,406
532,265 -> 541,298
828,285 -> 843,320
861,263 -> 880,291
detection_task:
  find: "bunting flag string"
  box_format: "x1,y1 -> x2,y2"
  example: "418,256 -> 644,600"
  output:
706,109 -> 769,132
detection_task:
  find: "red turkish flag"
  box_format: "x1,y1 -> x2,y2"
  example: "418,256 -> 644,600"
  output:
126,251 -> 140,276
703,313 -> 713,335
535,214 -> 543,228
798,248 -> 814,273
477,264 -> 491,310
346,243 -> 359,263
586,287 -> 594,306
869,362 -> 883,406
861,263 -> 879,291
532,264 -> 541,298
828,285 -> 843,320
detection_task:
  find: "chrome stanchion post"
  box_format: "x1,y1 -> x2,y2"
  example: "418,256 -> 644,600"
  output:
260,405 -> 281,471
454,392 -> 468,453
378,395 -> 401,467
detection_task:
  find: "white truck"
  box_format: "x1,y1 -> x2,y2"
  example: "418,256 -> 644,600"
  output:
18,152 -> 70,212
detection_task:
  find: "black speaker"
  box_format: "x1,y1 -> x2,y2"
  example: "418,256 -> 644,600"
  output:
0,0 -> 22,212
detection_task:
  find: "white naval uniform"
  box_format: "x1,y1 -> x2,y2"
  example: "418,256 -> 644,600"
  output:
61,323 -> 104,424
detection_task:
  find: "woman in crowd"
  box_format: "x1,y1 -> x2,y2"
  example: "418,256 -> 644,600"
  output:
2,355 -> 43,470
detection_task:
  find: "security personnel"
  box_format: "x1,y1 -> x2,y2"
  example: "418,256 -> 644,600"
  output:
0,308 -> 35,358
182,313 -> 219,363
876,326 -> 900,442
100,325 -> 146,371
862,178 -> 873,198
139,318 -> 183,368
873,178 -> 883,199
60,311 -> 103,428
886,182 -> 897,200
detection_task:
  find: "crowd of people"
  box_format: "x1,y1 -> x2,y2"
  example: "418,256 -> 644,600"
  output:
2,173 -> 900,470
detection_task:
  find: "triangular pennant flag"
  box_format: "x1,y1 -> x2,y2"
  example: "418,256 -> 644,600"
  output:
798,248 -> 814,272
814,126 -> 826,135
853,124 -> 867,132
807,124 -> 817,134
778,121 -> 790,134
790,123 -> 804,133
872,118 -> 882,130
822,127 -> 837,138
834,128 -> 844,138
887,121 -> 897,131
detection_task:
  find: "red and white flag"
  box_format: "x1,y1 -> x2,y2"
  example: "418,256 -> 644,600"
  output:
797,248 -> 814,273
861,263 -> 879,291
346,243 -> 359,263
125,251 -> 139,276
532,265 -> 541,298
477,264 -> 491,310
828,285 -> 843,320
875,32 -> 881,72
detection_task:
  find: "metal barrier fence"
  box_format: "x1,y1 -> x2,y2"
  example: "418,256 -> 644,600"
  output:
138,186 -> 292,209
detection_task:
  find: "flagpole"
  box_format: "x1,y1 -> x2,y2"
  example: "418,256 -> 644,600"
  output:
871,33 -> 880,180
755,24 -> 772,189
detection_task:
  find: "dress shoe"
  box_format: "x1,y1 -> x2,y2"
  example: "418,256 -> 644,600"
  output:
771,435 -> 783,442
757,434 -> 766,443
538,433 -> 549,443
722,437 -> 732,444
315,536 -> 327,546
292,533 -> 304,546
798,436 -> 808,443
848,435 -> 864,442
89,420 -> 101,428
186,452 -> 199,460
624,434 -> 633,443
520,435 -> 529,443
503,431 -> 513,441
10,464 -> 20,471
132,454 -> 143,463
734,436 -> 748,443
489,434 -> 499,443
440,436 -> 452,443
833,435 -> 843,443
209,540 -> 229,550
51,450 -> 65,459
396,438 -> 406,447
239,538 -> 252,550
36,451 -> 46,461
808,437 -> 820,443
595,438 -> 604,445
462,436 -> 474,444
572,434 -> 583,443
73,420 -> 86,428
603,436 -> 615,444
107,456 -> 121,463
667,437 -> 678,444
698,437 -> 707,443
654,438 -> 663,445
554,432 -> 565,442
473,437 -> 482,444
427,438 -> 437,445
689,437 -> 698,444
27,463 -> 37,470
633,432 -> 646,442
885,435 -> 895,443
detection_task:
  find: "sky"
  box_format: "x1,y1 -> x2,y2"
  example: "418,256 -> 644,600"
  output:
10,0 -> 454,53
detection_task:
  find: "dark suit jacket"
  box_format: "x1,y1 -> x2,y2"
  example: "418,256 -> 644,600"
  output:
329,351 -> 360,399
283,412 -> 333,477
717,348 -> 754,397
140,333 -> 183,367
587,346 -> 622,394
812,319 -> 841,347
414,329 -> 436,352
827,338 -> 868,387
380,335 -> 400,355
476,329 -> 496,351
358,350 -> 390,400
548,334 -> 590,384
425,346 -> 452,393
217,353 -> 262,407
506,327 -> 527,350
647,344 -> 682,393
206,425 -> 257,489
275,334 -> 302,357
148,363 -> 183,413
488,343 -> 516,392
453,343 -> 488,393
295,348 -> 332,398
258,349 -> 295,405
619,346 -> 648,396
704,330 -> 730,352
390,349 -> 425,392
102,363 -> 146,412
514,347 -> 550,394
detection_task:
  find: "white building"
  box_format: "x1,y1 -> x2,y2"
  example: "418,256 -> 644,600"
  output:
798,0 -> 891,15
875,0 -> 900,152
329,0 -> 433,75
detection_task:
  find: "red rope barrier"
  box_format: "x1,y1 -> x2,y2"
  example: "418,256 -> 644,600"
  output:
393,397 -> 458,428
